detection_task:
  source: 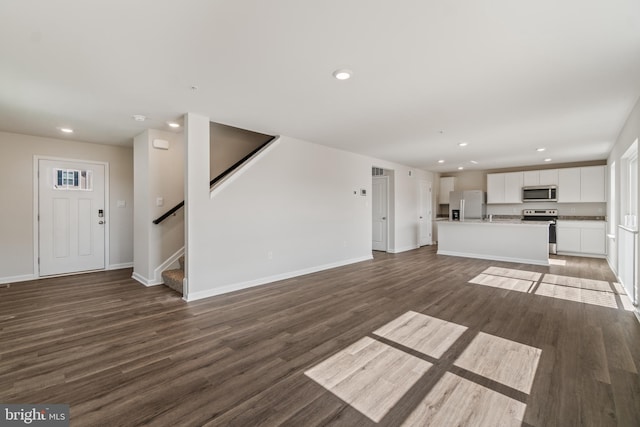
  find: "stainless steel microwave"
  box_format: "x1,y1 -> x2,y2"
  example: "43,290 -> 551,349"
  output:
522,185 -> 557,202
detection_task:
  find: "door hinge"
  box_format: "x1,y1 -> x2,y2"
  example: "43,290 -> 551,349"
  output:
37,257 -> 40,264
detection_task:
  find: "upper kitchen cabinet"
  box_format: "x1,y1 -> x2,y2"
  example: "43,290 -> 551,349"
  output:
580,165 -> 606,202
557,166 -> 605,203
523,169 -> 559,186
487,172 -> 523,204
439,176 -> 456,204
539,169 -> 559,186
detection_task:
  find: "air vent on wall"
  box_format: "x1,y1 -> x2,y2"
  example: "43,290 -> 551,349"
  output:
372,167 -> 384,176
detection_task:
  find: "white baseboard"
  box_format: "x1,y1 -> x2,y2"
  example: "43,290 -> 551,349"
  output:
0,274 -> 37,285
131,272 -> 163,287
556,251 -> 606,259
107,262 -> 133,270
153,247 -> 185,283
437,250 -> 550,266
606,256 -> 618,276
184,255 -> 373,302
388,245 -> 420,254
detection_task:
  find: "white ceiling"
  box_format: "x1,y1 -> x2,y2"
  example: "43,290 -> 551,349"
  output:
1,0 -> 639,173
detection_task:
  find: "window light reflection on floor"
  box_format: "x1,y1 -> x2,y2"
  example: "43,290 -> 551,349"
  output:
535,283 -> 619,309
469,268 -> 634,311
469,273 -> 533,293
454,332 -> 542,394
401,372 -> 527,427
373,311 -> 467,358
305,312 -> 542,424
304,336 -> 432,422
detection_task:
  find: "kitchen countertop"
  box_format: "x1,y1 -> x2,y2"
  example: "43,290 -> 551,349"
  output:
436,218 -> 551,225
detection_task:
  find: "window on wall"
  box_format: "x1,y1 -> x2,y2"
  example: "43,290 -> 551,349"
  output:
610,161 -> 616,234
621,139 -> 638,228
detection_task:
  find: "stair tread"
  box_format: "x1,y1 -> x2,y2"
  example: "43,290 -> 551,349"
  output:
162,269 -> 184,279
161,268 -> 184,294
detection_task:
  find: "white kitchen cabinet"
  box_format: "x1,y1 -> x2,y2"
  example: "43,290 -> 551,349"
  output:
556,220 -> 606,256
523,169 -> 558,187
487,173 -> 505,204
523,171 -> 540,187
558,166 -> 605,203
539,169 -> 558,185
580,166 -> 606,202
505,172 -> 523,203
439,177 -> 456,204
558,168 -> 581,202
487,172 -> 523,203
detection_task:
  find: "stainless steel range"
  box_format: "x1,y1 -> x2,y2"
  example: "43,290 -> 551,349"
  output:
522,209 -> 558,254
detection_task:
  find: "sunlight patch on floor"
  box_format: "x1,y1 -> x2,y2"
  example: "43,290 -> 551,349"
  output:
535,283 -> 619,309
401,372 -> 526,427
306,311 -> 542,424
481,266 -> 542,281
469,273 -> 534,293
468,267 -> 631,311
454,332 -> 542,394
373,311 -> 467,358
542,274 -> 621,293
548,259 -> 567,266
304,336 -> 432,422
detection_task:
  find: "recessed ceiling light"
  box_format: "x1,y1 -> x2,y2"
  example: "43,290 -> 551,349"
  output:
59,127 -> 74,133
458,166 -> 464,170
438,159 -> 445,163
132,115 -> 146,122
458,142 -> 468,147
536,148 -> 546,152
470,160 -> 478,164
332,69 -> 352,80
544,158 -> 552,162
167,122 -> 180,128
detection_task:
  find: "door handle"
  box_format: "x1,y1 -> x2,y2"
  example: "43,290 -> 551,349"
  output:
382,217 -> 386,220
98,221 -> 105,225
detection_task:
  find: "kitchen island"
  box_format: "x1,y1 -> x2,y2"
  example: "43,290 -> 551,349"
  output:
437,220 -> 550,266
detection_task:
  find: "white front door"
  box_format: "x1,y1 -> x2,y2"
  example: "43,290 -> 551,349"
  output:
39,159 -> 106,276
372,176 -> 388,251
419,180 -> 432,246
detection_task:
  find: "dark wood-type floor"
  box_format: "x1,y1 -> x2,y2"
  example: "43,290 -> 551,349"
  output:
1,246 -> 639,426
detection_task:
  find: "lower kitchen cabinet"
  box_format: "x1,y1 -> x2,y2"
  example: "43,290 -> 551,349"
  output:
556,220 -> 606,256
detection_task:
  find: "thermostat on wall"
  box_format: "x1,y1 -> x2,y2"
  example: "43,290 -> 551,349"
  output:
360,189 -> 366,196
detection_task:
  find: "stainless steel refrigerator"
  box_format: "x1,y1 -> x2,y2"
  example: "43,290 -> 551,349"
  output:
449,190 -> 486,220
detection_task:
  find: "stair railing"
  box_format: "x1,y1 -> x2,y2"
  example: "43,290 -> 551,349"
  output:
152,135 -> 277,225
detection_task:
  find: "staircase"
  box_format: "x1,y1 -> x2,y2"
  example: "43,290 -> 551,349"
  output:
161,256 -> 184,295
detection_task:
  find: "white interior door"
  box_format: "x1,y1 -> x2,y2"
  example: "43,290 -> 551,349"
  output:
419,180 -> 432,246
39,159 -> 105,276
372,176 -> 388,251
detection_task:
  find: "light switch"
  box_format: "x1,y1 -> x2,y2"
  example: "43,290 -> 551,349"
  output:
156,197 -> 164,207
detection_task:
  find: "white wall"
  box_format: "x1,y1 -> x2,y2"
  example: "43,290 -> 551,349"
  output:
133,129 -> 184,285
0,131 -> 133,282
607,96 -> 640,287
184,115 -> 434,301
